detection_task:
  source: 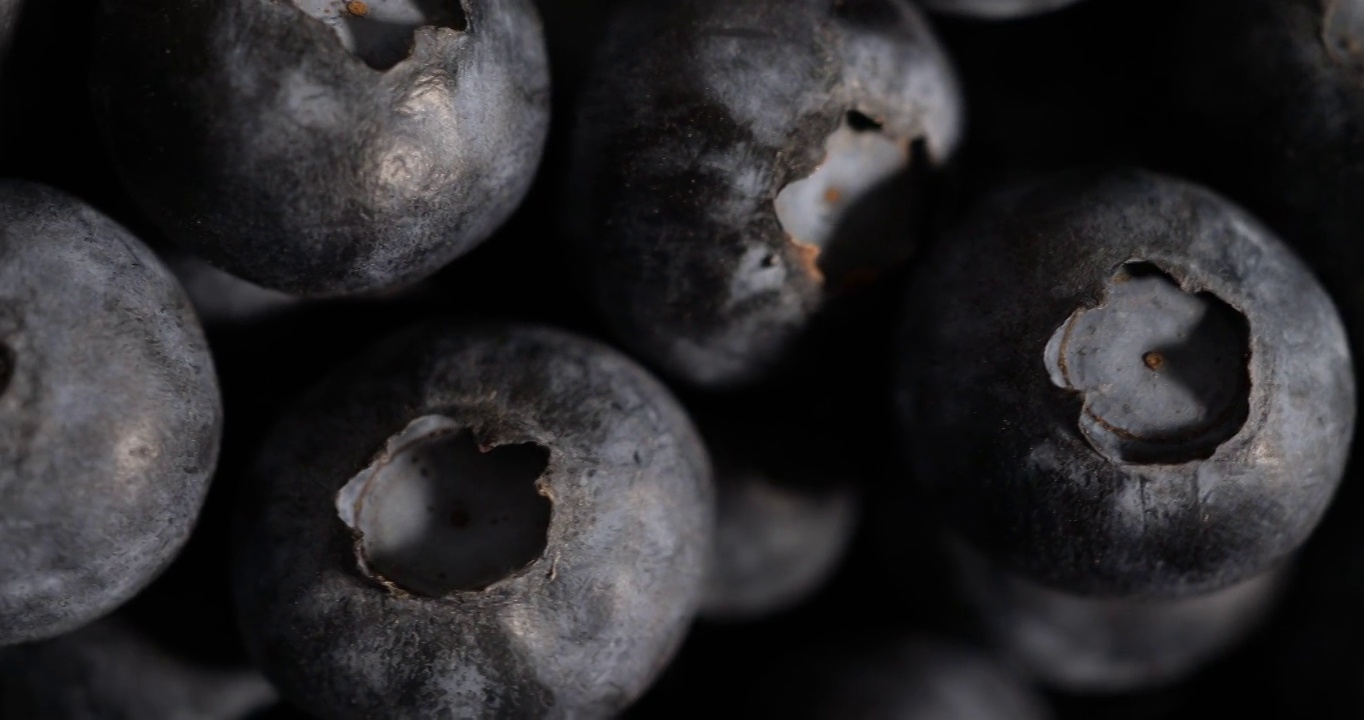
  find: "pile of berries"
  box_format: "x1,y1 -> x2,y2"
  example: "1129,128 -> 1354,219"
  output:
2,0 -> 1363,718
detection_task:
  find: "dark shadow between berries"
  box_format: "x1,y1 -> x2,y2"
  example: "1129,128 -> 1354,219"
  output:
337,415 -> 552,596
293,0 -> 468,71
0,341 -> 12,396
1045,261 -> 1251,465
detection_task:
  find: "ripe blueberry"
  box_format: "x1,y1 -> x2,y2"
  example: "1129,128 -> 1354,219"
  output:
0,181 -> 221,646
898,168 -> 1355,597
90,0 -> 550,296
232,323 -> 713,719
572,0 -> 962,388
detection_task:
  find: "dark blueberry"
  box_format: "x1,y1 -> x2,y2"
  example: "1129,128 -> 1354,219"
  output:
702,468 -> 859,621
232,323 -> 713,718
0,181 -> 221,645
0,617 -> 278,720
1176,0 -> 1364,291
898,168 -> 1355,597
951,539 -> 1285,693
572,0 -> 962,388
917,0 -> 1088,19
756,637 -> 1053,719
90,0 -> 550,297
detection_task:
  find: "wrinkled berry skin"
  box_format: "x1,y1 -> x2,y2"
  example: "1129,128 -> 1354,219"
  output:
951,539 -> 1285,692
898,168 -> 1354,598
0,181 -> 221,645
1177,0 -> 1364,287
918,0 -> 1086,19
233,323 -> 713,719
573,0 -> 962,388
0,618 -> 278,720
90,0 -> 549,297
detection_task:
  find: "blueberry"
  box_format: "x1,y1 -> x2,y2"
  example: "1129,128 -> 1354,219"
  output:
572,0 -> 962,388
898,168 -> 1355,597
90,0 -> 550,296
951,538 -> 1286,692
917,0 -> 1087,19
0,617 -> 278,720
757,637 -> 1053,719
703,466 -> 859,621
232,323 -> 713,719
0,181 -> 221,645
1176,0 -> 1364,288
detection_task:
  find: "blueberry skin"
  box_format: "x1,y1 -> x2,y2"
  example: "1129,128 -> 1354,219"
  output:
232,323 -> 714,719
702,468 -> 859,621
0,618 -> 278,720
951,539 -> 1285,692
1176,0 -> 1364,286
917,0 -> 1086,19
90,0 -> 550,297
572,0 -> 962,388
898,168 -> 1355,598
0,181 -> 221,645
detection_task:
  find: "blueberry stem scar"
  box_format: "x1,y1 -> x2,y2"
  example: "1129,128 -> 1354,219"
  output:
773,109 -> 913,286
337,415 -> 551,596
1044,261 -> 1251,465
291,0 -> 468,70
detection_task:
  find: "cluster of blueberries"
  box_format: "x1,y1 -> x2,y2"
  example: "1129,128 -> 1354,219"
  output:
3,0 -> 1364,718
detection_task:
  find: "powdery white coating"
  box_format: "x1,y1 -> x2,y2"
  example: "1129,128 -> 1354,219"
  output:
574,0 -> 963,388
0,618 -> 277,719
1044,264 -> 1250,465
702,472 -> 859,620
952,538 -> 1286,693
292,0 -> 467,70
774,117 -> 911,260
337,414 -> 552,596
234,324 -> 714,719
899,169 -> 1355,598
0,181 -> 221,646
918,0 -> 1087,19
91,0 -> 549,296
